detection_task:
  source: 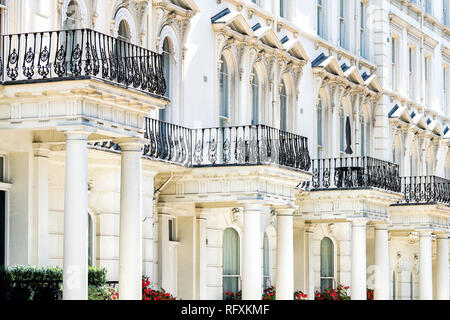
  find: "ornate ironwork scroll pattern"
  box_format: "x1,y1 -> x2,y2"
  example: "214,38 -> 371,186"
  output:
1,29 -> 167,97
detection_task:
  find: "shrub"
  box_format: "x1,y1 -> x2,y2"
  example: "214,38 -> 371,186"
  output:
88,266 -> 107,287
294,290 -> 308,300
314,284 -> 351,300
0,265 -> 109,300
88,285 -> 118,300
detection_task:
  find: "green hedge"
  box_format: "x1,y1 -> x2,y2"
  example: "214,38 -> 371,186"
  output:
0,265 -> 107,300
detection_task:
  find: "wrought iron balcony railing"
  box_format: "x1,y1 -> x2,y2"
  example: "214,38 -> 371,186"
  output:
90,118 -> 312,172
144,118 -> 311,171
310,157 -> 401,193
0,28 -> 166,96
398,176 -> 450,205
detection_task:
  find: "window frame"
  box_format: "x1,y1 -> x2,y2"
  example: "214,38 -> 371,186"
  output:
219,58 -> 231,127
360,1 -> 367,59
222,227 -> 241,299
320,236 -> 336,292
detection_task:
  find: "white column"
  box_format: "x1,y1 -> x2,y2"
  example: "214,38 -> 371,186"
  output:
117,138 -> 144,300
276,208 -> 294,300
242,204 -> 262,300
418,230 -> 433,300
436,233 -> 449,300
32,143 -> 50,266
374,224 -> 390,300
351,218 -> 367,300
62,130 -> 91,300
306,224 -> 315,300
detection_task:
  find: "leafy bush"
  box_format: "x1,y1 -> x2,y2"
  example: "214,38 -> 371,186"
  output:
225,290 -> 242,300
0,265 -> 109,300
367,288 -> 374,300
88,266 -> 107,287
88,285 -> 118,300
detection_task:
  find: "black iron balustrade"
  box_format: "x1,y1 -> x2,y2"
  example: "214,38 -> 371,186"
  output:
190,124 -> 311,171
89,119 -> 311,172
310,157 -> 401,193
143,117 -> 192,166
398,176 -> 450,205
0,28 -> 166,96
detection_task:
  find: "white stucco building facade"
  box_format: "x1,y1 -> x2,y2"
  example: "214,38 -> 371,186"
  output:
0,0 -> 448,301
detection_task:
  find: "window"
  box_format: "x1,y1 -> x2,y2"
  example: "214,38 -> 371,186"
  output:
0,191 -> 5,266
317,0 -> 324,38
408,47 -> 414,100
360,117 -> 365,156
159,39 -> 171,121
168,218 -> 176,241
392,37 -> 397,91
0,156 -> 4,182
263,233 -> 271,289
317,100 -> 323,158
223,228 -> 240,298
360,1 -> 367,59
251,0 -> 261,5
424,55 -> 431,106
444,0 -> 449,26
444,67 -> 448,114
424,0 -> 432,14
280,0 -> 286,18
251,70 -> 259,125
339,0 -> 347,50
280,82 -> 287,131
219,58 -> 230,127
63,0 -> 82,70
88,213 -> 94,266
320,237 -> 335,291
339,110 -> 345,153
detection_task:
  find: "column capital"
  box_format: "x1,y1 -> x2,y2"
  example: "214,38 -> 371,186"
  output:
418,229 -> 434,237
305,222 -> 316,233
434,232 -> 449,240
349,217 -> 369,227
275,207 -> 297,217
113,137 -> 146,152
373,223 -> 390,231
238,201 -> 266,212
57,126 -> 95,139
32,143 -> 51,157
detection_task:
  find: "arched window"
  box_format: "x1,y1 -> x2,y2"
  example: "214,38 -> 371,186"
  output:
159,38 -> 171,121
251,70 -> 259,125
263,233 -> 270,288
339,0 -> 347,50
320,237 -> 334,291
223,228 -> 240,298
63,0 -> 82,30
219,58 -> 230,127
317,99 -> 323,158
88,213 -> 94,266
280,82 -> 287,131
63,0 -> 82,69
116,20 -> 131,63
339,109 -> 345,154
279,0 -> 286,18
360,116 -> 366,156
